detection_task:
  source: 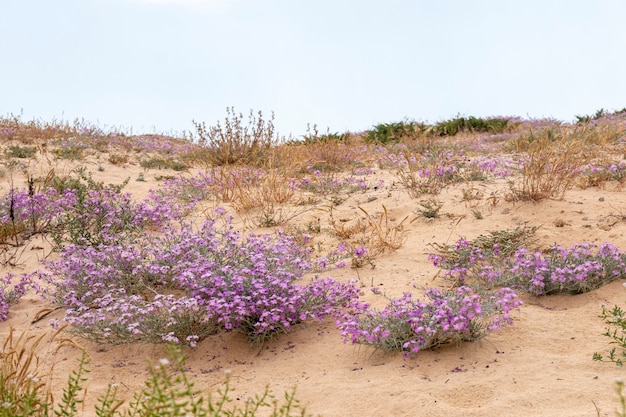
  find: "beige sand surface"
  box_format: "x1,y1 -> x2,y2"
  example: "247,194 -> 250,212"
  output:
3,148 -> 626,417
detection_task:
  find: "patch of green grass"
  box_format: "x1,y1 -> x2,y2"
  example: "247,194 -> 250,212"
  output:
140,157 -> 187,171
52,146 -> 84,160
4,145 -> 38,159
364,121 -> 425,144
432,116 -> 511,136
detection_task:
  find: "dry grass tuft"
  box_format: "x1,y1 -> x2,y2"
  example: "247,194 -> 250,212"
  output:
509,134 -> 591,201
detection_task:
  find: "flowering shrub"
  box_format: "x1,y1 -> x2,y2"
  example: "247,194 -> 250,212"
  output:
39,212 -> 360,345
48,187 -> 180,248
0,171 -> 185,249
337,286 -> 521,356
430,236 -> 626,295
465,156 -> 514,179
0,187 -> 58,242
504,243 -> 626,295
0,273 -> 29,321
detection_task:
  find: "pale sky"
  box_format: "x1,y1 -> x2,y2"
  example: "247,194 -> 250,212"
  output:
1,0 -> 625,138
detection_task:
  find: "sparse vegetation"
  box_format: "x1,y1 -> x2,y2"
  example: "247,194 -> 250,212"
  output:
0,329 -> 313,417
364,121 -> 423,144
2,110 -> 626,415
432,115 -> 512,136
191,107 -> 280,166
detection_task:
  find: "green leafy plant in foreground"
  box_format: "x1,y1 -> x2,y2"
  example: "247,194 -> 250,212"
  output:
118,346 -> 311,417
594,303 -> 626,366
0,329 -> 312,417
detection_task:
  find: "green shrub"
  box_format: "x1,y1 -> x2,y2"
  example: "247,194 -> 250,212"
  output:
575,107 -> 626,124
301,125 -> 351,144
52,146 -> 84,160
139,157 -> 187,171
364,121 -> 423,144
432,116 -> 510,136
4,145 -> 37,159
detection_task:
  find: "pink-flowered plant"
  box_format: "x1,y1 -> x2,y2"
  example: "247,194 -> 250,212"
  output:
337,286 -> 521,356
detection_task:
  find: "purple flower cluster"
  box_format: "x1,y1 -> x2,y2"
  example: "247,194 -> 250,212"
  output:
0,179 -> 184,248
39,211 -> 360,345
0,273 -> 29,321
430,238 -> 626,296
582,161 -> 626,185
48,187 -> 181,247
337,286 -> 521,356
0,187 -> 58,236
467,156 -> 514,178
505,243 -> 626,295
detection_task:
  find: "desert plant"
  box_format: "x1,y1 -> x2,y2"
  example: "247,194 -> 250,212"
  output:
301,124 -> 351,144
364,121 -> 424,144
4,145 -> 38,159
114,347 -> 313,417
393,150 -> 464,198
0,330 -> 314,417
191,107 -> 279,166
298,170 -> 372,205
107,153 -> 129,165
39,211 -> 360,346
0,273 -> 29,321
575,107 -> 626,124
580,161 -> 626,188
140,157 -> 187,171
337,286 -> 521,356
428,226 -> 538,286
327,205 -> 408,269
357,205 -> 409,251
0,329 -> 52,417
502,242 -> 626,295
431,238 -> 626,295
508,133 -> 589,201
614,378 -> 626,417
52,146 -> 84,160
415,198 -> 443,218
593,303 -> 626,367
432,116 -> 511,136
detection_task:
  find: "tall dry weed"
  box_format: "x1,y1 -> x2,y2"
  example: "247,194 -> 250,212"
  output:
509,135 -> 589,201
191,107 -> 279,166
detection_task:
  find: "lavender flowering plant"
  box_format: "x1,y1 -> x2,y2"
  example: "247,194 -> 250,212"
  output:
337,286 -> 521,356
39,210 -> 360,345
0,273 -> 29,321
430,235 -> 626,296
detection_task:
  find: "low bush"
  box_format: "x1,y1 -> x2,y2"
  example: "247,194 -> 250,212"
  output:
430,237 -> 626,295
337,286 -> 521,356
191,107 -> 279,166
365,121 -> 424,144
432,116 -> 511,137
0,273 -> 28,321
139,157 -> 187,171
4,145 -> 38,159
39,211 -> 360,345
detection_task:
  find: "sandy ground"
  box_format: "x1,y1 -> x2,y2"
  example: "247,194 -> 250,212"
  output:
3,149 -> 626,417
